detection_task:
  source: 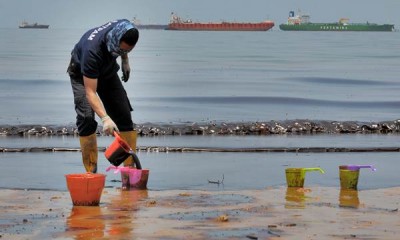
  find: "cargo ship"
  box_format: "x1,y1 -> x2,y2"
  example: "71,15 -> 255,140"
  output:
166,12 -> 274,31
279,11 -> 394,32
131,17 -> 167,30
19,21 -> 49,29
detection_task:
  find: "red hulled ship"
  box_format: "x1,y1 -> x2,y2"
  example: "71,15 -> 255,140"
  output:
166,13 -> 274,31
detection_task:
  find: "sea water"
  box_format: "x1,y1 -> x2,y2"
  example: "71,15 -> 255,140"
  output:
0,28 -> 399,125
0,28 -> 399,191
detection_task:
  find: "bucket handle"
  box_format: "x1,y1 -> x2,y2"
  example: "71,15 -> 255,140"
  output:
113,131 -> 121,139
106,165 -> 138,174
106,165 -> 124,174
303,168 -> 325,174
347,165 -> 377,171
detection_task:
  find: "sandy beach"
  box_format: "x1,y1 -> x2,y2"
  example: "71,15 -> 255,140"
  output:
1,134 -> 400,239
1,129 -> 400,240
1,186 -> 399,239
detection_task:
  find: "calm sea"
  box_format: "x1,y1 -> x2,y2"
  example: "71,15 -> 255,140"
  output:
1,28 -> 400,191
0,28 -> 399,125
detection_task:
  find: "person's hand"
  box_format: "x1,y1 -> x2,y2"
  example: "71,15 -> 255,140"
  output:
101,116 -> 119,135
121,59 -> 130,82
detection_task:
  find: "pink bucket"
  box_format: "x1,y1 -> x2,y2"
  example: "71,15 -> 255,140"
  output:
106,166 -> 149,189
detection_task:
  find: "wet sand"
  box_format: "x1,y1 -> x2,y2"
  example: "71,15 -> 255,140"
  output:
1,186 -> 399,239
1,128 -> 399,239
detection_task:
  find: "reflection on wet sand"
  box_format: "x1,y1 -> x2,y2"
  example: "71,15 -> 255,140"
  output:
284,187 -> 309,209
1,187 -> 399,239
65,189 -> 148,239
66,206 -> 105,239
339,189 -> 360,208
106,189 -> 148,238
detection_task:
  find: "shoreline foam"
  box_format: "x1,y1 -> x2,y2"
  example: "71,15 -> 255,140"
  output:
1,119 -> 400,136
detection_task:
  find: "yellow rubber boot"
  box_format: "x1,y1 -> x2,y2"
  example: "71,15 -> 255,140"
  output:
119,130 -> 137,167
79,133 -> 98,173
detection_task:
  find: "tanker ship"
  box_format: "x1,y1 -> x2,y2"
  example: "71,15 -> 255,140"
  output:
279,11 -> 394,32
166,12 -> 274,31
19,21 -> 49,29
131,17 -> 167,30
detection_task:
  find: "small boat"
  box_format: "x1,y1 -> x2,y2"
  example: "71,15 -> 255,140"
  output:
19,21 -> 49,29
165,12 -> 274,31
279,11 -> 394,32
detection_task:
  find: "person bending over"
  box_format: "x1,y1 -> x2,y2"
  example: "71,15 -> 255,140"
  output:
67,19 -> 139,173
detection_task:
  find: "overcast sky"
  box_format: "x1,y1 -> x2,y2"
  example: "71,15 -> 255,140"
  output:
0,0 -> 399,29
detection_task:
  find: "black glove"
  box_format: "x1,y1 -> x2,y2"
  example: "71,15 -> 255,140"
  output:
121,59 -> 130,82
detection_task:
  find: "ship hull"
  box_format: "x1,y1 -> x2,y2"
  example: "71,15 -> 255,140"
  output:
166,22 -> 274,31
279,23 -> 394,32
136,24 -> 168,30
19,25 -> 49,29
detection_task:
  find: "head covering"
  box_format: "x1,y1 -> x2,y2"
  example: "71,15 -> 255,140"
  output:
106,20 -> 136,57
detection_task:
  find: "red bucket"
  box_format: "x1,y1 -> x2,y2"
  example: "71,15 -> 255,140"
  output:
65,173 -> 106,206
104,132 -> 132,167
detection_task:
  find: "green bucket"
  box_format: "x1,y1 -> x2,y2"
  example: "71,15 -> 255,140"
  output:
339,165 -> 376,190
285,167 -> 325,187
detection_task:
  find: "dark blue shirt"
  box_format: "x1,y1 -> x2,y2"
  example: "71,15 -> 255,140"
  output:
72,20 -> 127,79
